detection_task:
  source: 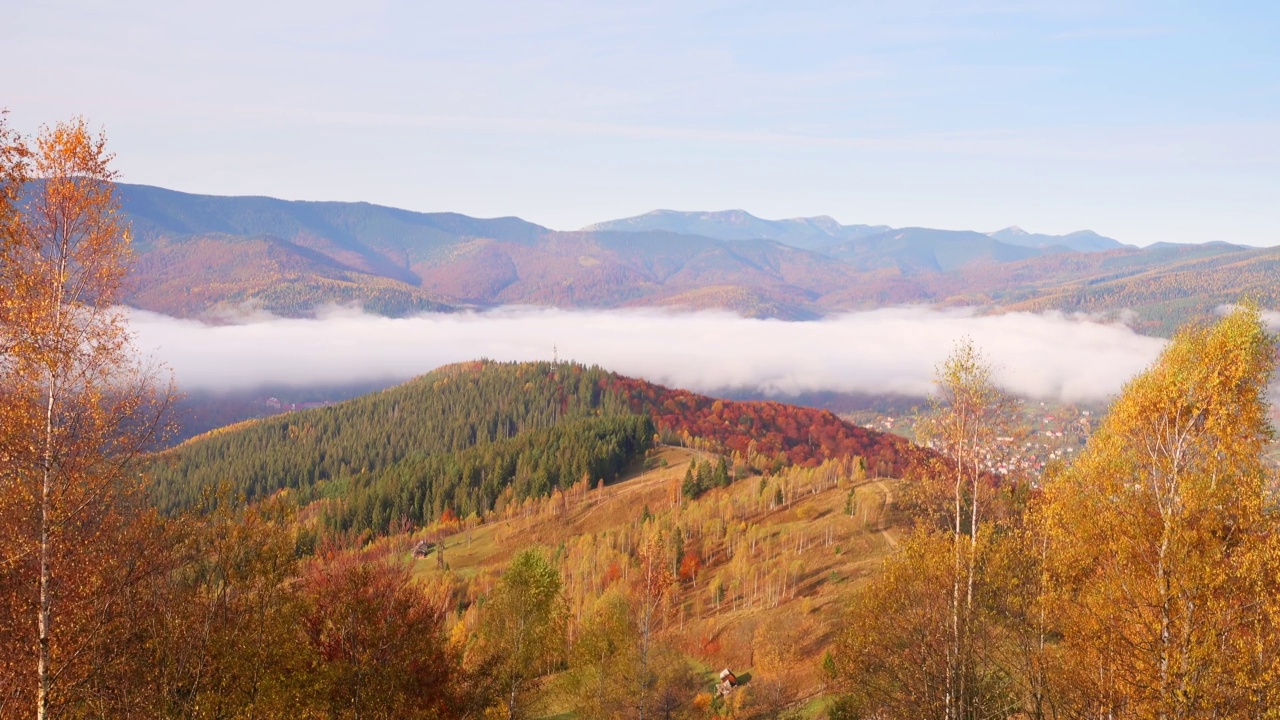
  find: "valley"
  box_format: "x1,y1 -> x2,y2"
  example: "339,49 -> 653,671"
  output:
6,110 -> 1280,720
142,358 -> 926,718
108,185 -> 1280,718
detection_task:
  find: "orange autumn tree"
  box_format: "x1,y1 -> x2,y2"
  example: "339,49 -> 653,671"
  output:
301,553 -> 487,719
0,116 -> 171,719
1042,304 -> 1280,717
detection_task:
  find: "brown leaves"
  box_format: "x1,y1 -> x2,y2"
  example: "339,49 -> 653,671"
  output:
301,554 -> 481,719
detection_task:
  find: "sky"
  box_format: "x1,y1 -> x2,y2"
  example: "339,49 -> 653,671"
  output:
5,1 -> 1279,246
129,305 -> 1166,404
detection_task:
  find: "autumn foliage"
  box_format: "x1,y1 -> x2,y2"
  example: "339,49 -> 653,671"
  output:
608,375 -> 919,475
0,116 -> 174,719
11,113 -> 1280,720
833,305 -> 1280,719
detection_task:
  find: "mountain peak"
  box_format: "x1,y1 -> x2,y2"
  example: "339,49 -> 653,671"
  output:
789,215 -> 843,232
986,225 -> 1125,252
698,209 -> 759,224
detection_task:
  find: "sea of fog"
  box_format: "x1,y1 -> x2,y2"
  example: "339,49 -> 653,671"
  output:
128,305 -> 1169,405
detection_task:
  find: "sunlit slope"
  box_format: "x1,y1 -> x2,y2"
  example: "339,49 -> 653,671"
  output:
129,232 -> 455,317
408,444 -> 907,712
819,240 -> 1276,335
149,361 -> 919,532
999,245 -> 1280,334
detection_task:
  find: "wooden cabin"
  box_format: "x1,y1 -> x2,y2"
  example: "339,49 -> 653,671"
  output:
717,669 -> 738,696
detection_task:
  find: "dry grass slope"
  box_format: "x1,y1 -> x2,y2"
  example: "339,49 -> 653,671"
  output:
404,445 -> 908,718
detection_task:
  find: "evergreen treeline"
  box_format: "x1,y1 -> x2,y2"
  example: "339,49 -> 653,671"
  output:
328,414 -> 654,535
150,358 -> 921,536
149,361 -> 636,513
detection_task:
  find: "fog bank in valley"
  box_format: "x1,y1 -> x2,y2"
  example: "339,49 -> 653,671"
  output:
130,306 -> 1167,404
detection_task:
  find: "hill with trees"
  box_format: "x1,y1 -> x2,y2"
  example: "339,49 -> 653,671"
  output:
11,116 -> 1280,719
149,360 -> 919,534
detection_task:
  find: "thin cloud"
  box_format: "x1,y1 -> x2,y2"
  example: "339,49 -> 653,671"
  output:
1055,25 -> 1178,39
129,305 -> 1165,405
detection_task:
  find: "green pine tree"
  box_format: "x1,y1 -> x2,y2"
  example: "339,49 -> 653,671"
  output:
696,460 -> 713,491
713,456 -> 730,488
681,461 -> 702,500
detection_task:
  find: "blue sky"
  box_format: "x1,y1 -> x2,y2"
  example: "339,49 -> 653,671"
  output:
5,1 -> 1279,245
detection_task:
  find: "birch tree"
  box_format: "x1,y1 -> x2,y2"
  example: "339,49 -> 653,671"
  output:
633,532 -> 674,720
479,548 -> 567,720
0,118 -> 172,718
914,339 -> 1021,720
1042,305 -> 1280,718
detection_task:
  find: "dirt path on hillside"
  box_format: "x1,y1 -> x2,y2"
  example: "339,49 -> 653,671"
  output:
873,479 -> 899,550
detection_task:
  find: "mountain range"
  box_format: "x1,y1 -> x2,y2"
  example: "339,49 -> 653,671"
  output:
583,209 -> 1127,254
581,209 -> 891,251
115,184 -> 1279,334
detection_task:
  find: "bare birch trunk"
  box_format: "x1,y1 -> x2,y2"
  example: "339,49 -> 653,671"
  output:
37,250 -> 66,720
38,372 -> 53,720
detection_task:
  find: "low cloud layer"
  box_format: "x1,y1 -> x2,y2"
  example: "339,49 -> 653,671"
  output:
129,306 -> 1167,404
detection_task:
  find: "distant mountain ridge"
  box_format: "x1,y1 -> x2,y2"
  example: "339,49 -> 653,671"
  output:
582,209 -> 889,251
987,225 -> 1126,252
116,183 -> 1069,320
107,183 -> 1276,334
823,227 -> 1045,273
117,184 -> 853,320
584,208 -> 1127,254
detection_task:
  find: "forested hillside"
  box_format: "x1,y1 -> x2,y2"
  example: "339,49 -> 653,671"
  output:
151,362 -> 636,511
999,244 -> 1280,333
150,361 -> 918,533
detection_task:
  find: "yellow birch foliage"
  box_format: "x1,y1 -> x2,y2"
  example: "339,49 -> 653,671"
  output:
1042,304 -> 1280,718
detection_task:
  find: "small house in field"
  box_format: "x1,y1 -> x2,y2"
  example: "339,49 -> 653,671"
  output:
412,541 -> 435,559
717,669 -> 738,697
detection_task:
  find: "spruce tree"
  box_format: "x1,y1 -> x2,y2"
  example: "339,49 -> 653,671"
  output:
681,460 -> 701,500
713,456 -> 731,488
